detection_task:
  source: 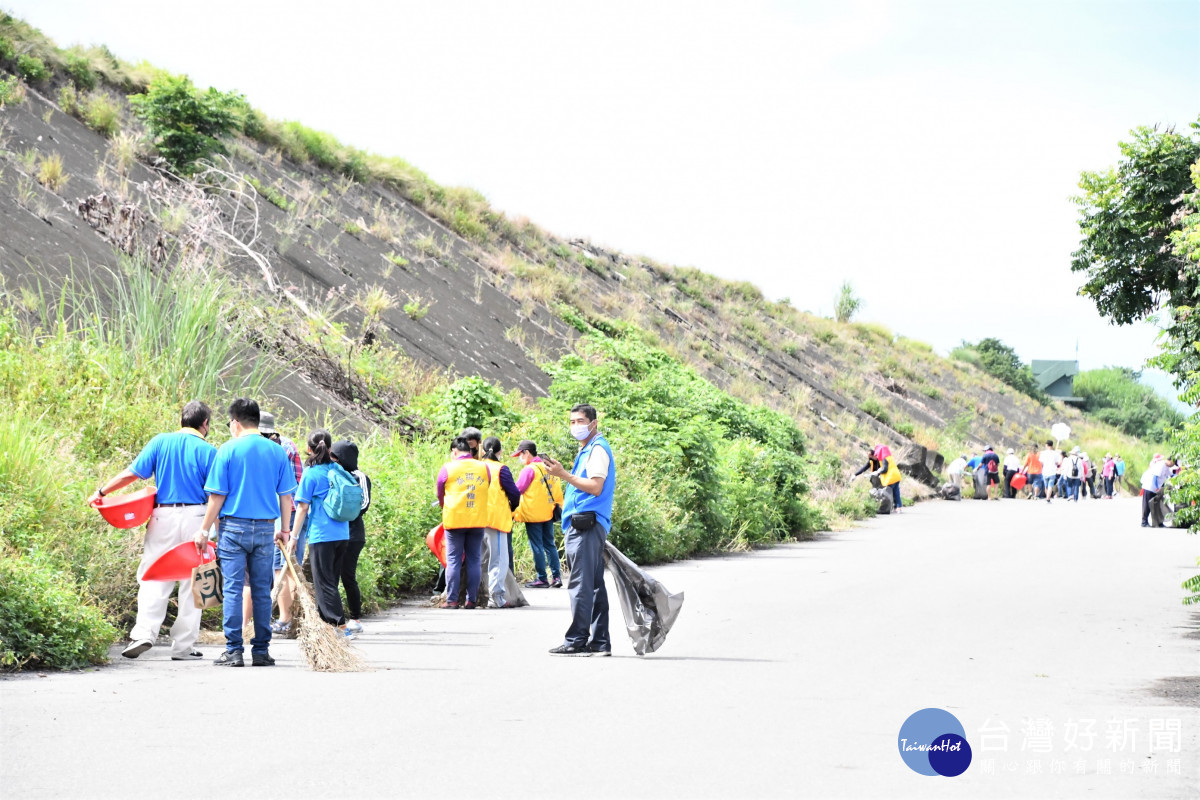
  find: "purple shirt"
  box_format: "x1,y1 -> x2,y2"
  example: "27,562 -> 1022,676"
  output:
515,457 -> 545,494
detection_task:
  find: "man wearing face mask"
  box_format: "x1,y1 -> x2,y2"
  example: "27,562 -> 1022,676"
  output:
90,400 -> 217,662
542,403 -> 615,657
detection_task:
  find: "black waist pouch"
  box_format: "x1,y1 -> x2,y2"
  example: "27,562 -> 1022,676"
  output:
571,511 -> 597,531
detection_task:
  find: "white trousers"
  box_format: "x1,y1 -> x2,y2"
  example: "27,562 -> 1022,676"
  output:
129,504 -> 207,656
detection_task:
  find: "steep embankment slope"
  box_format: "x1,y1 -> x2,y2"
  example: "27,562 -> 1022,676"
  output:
0,22 -> 1131,485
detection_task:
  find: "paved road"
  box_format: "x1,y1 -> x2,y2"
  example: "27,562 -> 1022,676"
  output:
2,497 -> 1197,799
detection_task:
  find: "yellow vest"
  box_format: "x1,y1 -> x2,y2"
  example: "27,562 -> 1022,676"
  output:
485,463 -> 514,533
515,461 -> 558,523
442,458 -> 490,529
880,456 -> 901,486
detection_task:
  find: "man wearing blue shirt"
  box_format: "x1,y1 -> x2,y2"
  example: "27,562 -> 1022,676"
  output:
193,398 -> 297,667
543,403 -> 615,657
90,401 -> 217,661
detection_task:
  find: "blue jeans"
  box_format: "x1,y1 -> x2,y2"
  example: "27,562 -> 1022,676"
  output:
217,517 -> 276,655
890,482 -> 902,509
445,528 -> 484,604
563,524 -> 609,649
1066,477 -> 1081,501
1031,474 -> 1045,496
524,519 -> 561,581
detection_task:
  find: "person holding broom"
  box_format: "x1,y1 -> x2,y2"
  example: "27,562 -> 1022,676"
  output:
194,398 -> 297,667
289,430 -> 354,637
542,403 -> 615,657
91,400 -> 216,662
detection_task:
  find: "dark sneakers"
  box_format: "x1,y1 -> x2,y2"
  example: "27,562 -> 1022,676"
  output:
549,643 -> 592,657
550,577 -> 563,588
251,653 -> 276,667
525,579 -> 550,588
463,600 -> 478,609
213,651 -> 244,667
588,643 -> 612,657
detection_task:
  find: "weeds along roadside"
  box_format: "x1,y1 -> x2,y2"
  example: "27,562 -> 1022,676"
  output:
0,259 -> 859,670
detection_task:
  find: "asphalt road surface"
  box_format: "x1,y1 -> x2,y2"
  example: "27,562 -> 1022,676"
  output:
2,496 -> 1197,799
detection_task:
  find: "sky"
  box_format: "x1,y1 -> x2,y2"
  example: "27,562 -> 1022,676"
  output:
6,1 -> 1199,389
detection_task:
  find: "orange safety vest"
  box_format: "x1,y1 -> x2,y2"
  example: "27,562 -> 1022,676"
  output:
442,457 -> 490,529
515,461 -> 560,524
485,463 -> 514,533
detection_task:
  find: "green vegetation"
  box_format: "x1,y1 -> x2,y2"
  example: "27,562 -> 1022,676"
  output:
246,175 -> 295,212
834,280 -> 861,323
0,73 -> 23,105
1,556 -> 116,670
402,294 -> 431,321
128,74 -> 243,175
34,152 -> 68,192
952,338 -> 1046,403
15,53 -> 47,83
63,50 -> 96,90
1071,120 -> 1200,601
1073,368 -> 1183,440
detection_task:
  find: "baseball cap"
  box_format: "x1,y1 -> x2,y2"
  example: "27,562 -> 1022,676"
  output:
259,412 -> 277,435
513,440 -> 537,456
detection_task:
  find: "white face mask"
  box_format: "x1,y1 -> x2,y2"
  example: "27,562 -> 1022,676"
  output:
570,423 -> 592,441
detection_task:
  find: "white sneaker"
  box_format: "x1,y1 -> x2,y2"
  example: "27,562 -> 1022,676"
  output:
121,639 -> 153,659
346,619 -> 363,633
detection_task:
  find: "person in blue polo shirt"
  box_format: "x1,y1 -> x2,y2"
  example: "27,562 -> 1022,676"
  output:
193,398 -> 297,667
91,400 -> 217,662
289,430 -> 352,634
542,403 -> 615,657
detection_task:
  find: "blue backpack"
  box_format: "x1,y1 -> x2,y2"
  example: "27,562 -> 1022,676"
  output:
323,463 -> 365,522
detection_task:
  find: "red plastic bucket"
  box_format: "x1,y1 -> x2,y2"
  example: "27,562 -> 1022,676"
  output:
426,524 -> 446,567
1010,473 -> 1027,491
141,541 -> 217,581
90,486 -> 157,529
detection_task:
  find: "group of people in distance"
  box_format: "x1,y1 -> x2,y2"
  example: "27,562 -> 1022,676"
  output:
92,398 -> 372,667
93,397 -> 619,666
945,442 -> 1182,527
437,403 -> 618,656
948,442 -> 1123,502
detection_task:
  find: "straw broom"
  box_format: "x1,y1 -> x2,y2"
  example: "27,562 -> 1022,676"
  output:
280,547 -> 365,673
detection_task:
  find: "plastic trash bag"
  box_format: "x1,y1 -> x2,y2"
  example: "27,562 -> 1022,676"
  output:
602,541 -> 684,656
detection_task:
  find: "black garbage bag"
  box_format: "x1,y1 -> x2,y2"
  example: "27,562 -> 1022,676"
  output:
870,487 -> 894,514
940,483 -> 962,501
602,541 -> 684,656
972,466 -> 988,500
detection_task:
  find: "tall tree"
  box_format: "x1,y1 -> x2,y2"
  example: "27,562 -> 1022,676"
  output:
1070,121 -> 1200,325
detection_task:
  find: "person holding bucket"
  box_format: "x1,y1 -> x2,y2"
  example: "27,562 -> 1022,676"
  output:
194,398 -> 297,667
91,400 -> 217,661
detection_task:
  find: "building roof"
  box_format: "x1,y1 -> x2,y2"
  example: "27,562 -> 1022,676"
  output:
1031,360 -> 1082,402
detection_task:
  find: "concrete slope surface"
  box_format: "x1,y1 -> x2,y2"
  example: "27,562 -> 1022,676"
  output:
1,498 -> 1196,799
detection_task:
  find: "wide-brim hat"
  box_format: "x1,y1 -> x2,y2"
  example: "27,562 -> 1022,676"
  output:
259,412 -> 277,435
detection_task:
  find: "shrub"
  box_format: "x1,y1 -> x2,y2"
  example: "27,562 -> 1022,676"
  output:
128,74 -> 243,175
834,280 -> 861,323
403,294 -> 431,321
81,92 -> 121,137
0,556 -> 117,670
0,74 -> 24,106
432,376 -> 521,433
860,396 -> 891,426
35,152 -> 68,192
15,53 -> 47,83
64,52 -> 96,90
0,36 -> 13,63
57,83 -> 77,114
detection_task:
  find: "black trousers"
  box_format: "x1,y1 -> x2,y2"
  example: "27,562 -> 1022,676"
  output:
1003,469 -> 1017,498
309,540 -> 348,626
1141,490 -> 1156,525
340,539 -> 365,620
